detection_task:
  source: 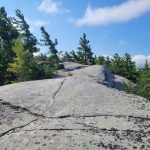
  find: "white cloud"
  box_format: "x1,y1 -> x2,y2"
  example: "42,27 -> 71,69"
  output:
132,55 -> 150,66
27,19 -> 49,32
28,19 -> 48,27
73,0 -> 150,26
38,0 -> 61,14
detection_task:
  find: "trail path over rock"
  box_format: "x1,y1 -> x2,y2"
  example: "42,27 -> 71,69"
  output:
0,63 -> 149,149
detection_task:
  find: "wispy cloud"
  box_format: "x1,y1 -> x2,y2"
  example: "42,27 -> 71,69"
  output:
132,55 -> 150,67
73,0 -> 150,26
38,0 -> 70,14
27,19 -> 49,31
28,19 -> 48,27
38,0 -> 61,14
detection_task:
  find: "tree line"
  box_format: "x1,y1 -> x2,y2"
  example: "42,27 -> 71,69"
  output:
95,54 -> 150,100
0,7 -> 149,100
0,7 -> 61,84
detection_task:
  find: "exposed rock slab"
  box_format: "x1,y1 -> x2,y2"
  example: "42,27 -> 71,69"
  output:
0,63 -> 149,149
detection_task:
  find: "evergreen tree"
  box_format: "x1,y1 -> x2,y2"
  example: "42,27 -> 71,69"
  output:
105,56 -> 112,68
87,45 -> 95,65
70,50 -> 79,62
123,53 -> 137,82
8,38 -> 33,81
34,53 -> 48,62
40,26 -> 58,67
14,9 -> 38,54
124,60 -> 150,100
105,53 -> 137,82
0,7 -> 19,85
96,55 -> 106,65
136,60 -> 150,99
111,53 -> 123,74
64,51 -> 72,61
77,33 -> 93,65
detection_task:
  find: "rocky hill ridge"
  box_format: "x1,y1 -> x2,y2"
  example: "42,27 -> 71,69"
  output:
0,63 -> 149,149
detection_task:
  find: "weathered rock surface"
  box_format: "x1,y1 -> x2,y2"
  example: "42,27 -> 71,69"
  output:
0,63 -> 149,150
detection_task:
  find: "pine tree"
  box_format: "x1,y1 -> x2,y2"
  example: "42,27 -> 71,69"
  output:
96,55 -> 106,65
40,26 -> 58,67
0,7 -> 19,85
136,60 -> 150,99
111,53 -> 122,74
77,33 -> 93,65
123,53 -> 137,82
64,51 -> 72,61
14,9 -> 38,54
88,45 -> 95,65
105,56 -> 112,68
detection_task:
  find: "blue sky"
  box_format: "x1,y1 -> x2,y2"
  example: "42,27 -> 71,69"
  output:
0,0 -> 150,65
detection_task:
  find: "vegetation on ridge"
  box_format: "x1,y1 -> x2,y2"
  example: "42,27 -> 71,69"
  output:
0,7 -> 150,100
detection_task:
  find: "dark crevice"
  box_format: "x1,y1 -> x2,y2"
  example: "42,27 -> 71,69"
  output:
75,121 -> 150,134
10,127 -> 150,135
55,114 -> 150,121
0,98 -> 149,121
0,99 -> 45,117
0,119 -> 38,138
51,78 -> 66,106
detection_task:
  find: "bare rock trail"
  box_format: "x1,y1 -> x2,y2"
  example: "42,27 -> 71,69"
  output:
0,62 -> 149,149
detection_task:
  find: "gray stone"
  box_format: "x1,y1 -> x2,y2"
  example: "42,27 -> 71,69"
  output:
0,63 -> 149,150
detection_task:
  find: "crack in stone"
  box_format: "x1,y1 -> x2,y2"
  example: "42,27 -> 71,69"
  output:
55,114 -> 150,121
8,127 -> 150,135
0,119 -> 38,138
0,99 -> 45,118
0,99 -> 149,121
51,78 -> 67,107
75,121 -> 149,134
0,113 -> 149,137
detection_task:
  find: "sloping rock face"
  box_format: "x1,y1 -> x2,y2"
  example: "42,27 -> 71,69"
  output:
0,63 -> 150,150
60,62 -> 130,90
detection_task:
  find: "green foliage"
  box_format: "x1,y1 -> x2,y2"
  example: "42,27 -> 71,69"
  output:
124,60 -> 150,100
57,63 -> 65,70
43,64 -> 56,78
70,50 -> 79,62
96,53 -> 137,83
0,7 -> 149,101
0,7 -> 19,84
40,26 -> 59,67
14,9 -> 39,53
96,55 -> 105,65
76,33 -> 94,65
7,39 -> 33,81
34,53 -> 48,62
122,53 -> 137,82
64,51 -> 72,61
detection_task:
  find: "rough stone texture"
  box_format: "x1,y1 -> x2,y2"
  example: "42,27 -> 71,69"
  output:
58,62 -> 130,90
0,63 -> 149,150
